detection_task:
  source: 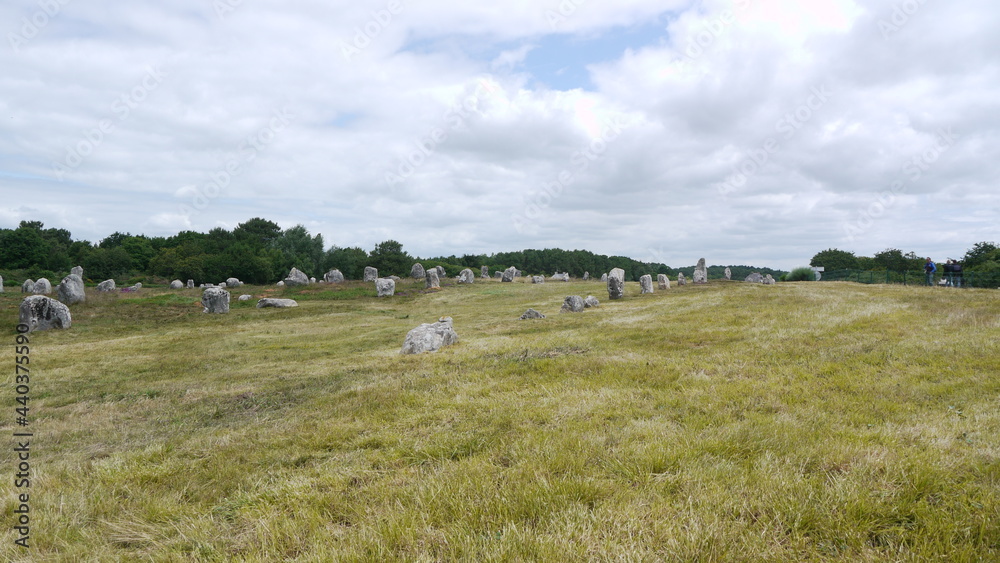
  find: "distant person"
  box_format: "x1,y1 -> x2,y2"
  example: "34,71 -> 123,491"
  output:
924,257 -> 936,286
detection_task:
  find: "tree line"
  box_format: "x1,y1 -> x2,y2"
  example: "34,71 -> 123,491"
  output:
1,218 -> 782,285
809,245 -> 1000,276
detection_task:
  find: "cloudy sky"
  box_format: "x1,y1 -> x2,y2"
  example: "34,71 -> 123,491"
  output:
2,0 -> 997,269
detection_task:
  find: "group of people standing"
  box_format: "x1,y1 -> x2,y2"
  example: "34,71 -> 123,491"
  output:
924,258 -> 963,287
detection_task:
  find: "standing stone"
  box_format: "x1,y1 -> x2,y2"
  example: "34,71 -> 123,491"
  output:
532,276 -> 544,284
19,296 -> 72,331
276,281 -> 285,287
583,271 -> 590,280
170,280 -> 183,289
435,266 -> 446,278
400,317 -> 459,354
600,273 -> 608,282
376,278 -> 396,297
584,295 -> 600,308
501,266 -> 517,282
22,279 -> 34,293
226,277 -> 242,288
724,267 -> 732,280
745,272 -> 763,283
481,265 -> 489,278
131,282 -> 142,291
658,274 -> 670,290
639,274 -> 654,294
609,268 -> 625,282
256,298 -> 298,308
0,275 -> 3,293
519,308 -> 546,320
238,294 -> 252,301
97,279 -> 116,292
310,277 -> 317,283
187,279 -> 194,289
561,295 -> 585,313
494,271 -> 502,279
551,272 -> 569,282
219,283 -> 227,289
33,278 -> 52,295
458,269 -> 475,284
284,267 -> 310,287
677,273 -> 687,286
425,268 -> 440,289
71,265 -> 84,279
201,287 -> 230,313
763,274 -> 776,285
411,263 -> 425,279
693,258 -> 708,284
363,267 -> 378,282
608,276 -> 624,300
324,269 -> 345,283
56,274 -> 86,305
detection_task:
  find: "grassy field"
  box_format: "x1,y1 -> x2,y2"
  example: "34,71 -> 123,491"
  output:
1,278 -> 998,561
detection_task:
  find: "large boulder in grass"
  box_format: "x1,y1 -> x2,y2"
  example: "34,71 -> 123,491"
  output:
187,279 -> 195,289
458,269 -> 475,284
608,268 -> 625,283
283,268 -> 310,287
724,267 -> 732,280
376,278 -> 395,297
226,277 -> 242,288
70,265 -> 84,279
56,274 -> 86,305
400,317 -> 459,354
584,295 -> 600,308
639,274 -> 654,294
693,258 -> 708,284
324,269 -> 345,283
519,308 -> 546,320
425,268 -> 440,289
677,273 -> 687,286
363,267 -> 378,282
481,265 -> 489,278
256,298 -> 298,308
0,275 -> 3,293
19,296 -> 71,331
435,266 -> 446,278
201,287 -> 230,313
411,263 -> 425,279
745,272 -> 763,283
97,279 -> 116,292
501,266 -> 517,282
170,280 -> 184,289
607,276 -> 624,300
560,295 -> 585,313
531,276 -> 544,284
22,279 -> 34,293
600,273 -> 608,282
658,274 -> 670,290
32,278 -> 52,295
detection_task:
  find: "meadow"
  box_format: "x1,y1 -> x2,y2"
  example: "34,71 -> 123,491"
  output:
1,277 -> 998,561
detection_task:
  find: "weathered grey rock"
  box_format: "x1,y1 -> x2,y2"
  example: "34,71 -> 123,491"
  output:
276,281 -> 285,287
97,279 -> 116,292
56,274 -> 85,305
435,266 -> 446,278
693,258 -> 708,284
519,308 -> 546,320
561,295 -> 585,313
363,267 -> 378,282
658,274 -> 670,290
677,273 -> 687,286
201,287 -> 230,313
584,295 -> 600,308
639,274 -> 653,294
532,275 -> 545,284
389,275 -> 400,281
411,263 -> 425,279
400,317 -> 459,354
133,282 -> 142,290
0,275 -> 3,293
187,279 -> 195,289
170,280 -> 184,289
608,276 -> 624,300
458,269 -> 475,284
481,265 -> 489,278
284,267 -> 310,287
310,277 -> 317,283
33,278 -> 52,295
219,282 -> 227,289
724,267 -> 732,280
70,265 -> 83,279
238,294 -> 252,301
22,279 -> 34,293
583,271 -> 590,280
256,298 -> 298,308
609,268 -> 625,282
376,278 -> 395,297
764,274 -> 776,285
600,273 -> 608,282
324,269 -> 345,283
745,272 -> 764,283
226,277 -> 242,288
19,295 -> 71,331
501,266 -> 517,282
425,268 -> 440,289
494,271 -> 502,279
551,272 -> 569,282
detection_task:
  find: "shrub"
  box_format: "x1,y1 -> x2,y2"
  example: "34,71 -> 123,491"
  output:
785,267 -> 815,282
